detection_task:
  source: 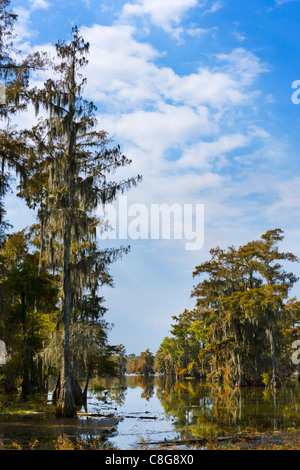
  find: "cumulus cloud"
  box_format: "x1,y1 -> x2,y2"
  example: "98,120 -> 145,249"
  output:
216,48 -> 269,86
81,24 -> 267,119
72,22 -> 273,216
99,104 -> 215,154
268,177 -> 300,215
12,7 -> 32,42
120,0 -> 224,37
29,0 -> 50,10
202,0 -> 223,14
80,24 -> 160,110
121,0 -> 199,35
12,0 -> 50,46
10,15 -> 271,213
177,133 -> 251,170
275,0 -> 299,4
10,14 -> 277,247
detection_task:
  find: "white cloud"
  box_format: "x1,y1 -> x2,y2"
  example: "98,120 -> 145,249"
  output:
159,66 -> 247,108
29,0 -> 50,10
202,0 -> 223,14
121,0 -> 199,37
177,133 -> 251,169
186,27 -> 212,38
80,24 -> 160,109
12,7 -> 32,42
275,0 -> 299,4
72,23 -> 273,218
268,177 -> 300,215
99,104 -> 215,154
217,48 -> 269,86
122,0 -> 198,24
233,31 -> 246,42
12,0 -> 50,45
81,24 -> 267,119
10,20 -> 277,241
120,0 -> 224,37
10,20 -> 270,214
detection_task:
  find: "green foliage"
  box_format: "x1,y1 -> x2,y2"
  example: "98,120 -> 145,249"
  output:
89,383 -> 105,394
156,229 -> 300,386
0,230 -> 58,395
112,344 -> 127,376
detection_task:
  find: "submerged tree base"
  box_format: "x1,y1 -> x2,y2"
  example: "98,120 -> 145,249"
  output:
55,385 -> 77,418
55,402 -> 77,418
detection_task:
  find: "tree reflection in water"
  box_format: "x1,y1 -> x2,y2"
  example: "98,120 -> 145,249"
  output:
93,375 -> 300,442
154,376 -> 300,439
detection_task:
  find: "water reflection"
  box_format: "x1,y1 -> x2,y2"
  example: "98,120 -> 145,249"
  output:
109,376 -> 300,439
154,376 -> 300,438
94,376 -> 300,447
2,376 -> 300,449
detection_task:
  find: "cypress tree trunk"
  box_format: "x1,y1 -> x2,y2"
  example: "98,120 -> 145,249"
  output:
82,372 -> 90,403
21,347 -> 33,399
56,225 -> 76,417
4,362 -> 15,393
52,371 -> 61,403
233,319 -> 248,387
21,292 -> 33,399
235,354 -> 247,387
252,331 -> 262,386
269,326 -> 280,388
71,376 -> 85,407
55,49 -> 77,418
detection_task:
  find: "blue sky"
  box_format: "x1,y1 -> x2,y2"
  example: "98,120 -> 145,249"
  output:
5,0 -> 300,354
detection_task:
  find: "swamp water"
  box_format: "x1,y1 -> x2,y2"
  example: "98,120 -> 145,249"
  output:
2,375 -> 300,449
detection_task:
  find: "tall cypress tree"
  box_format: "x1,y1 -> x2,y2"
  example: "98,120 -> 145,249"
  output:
191,229 -> 299,386
20,27 -> 141,417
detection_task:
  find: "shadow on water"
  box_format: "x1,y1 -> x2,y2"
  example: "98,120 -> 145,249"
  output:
2,376 -> 300,449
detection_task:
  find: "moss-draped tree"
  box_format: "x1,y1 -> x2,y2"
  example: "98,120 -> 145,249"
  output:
156,229 -> 300,387
191,228 -> 299,386
19,27 -> 141,417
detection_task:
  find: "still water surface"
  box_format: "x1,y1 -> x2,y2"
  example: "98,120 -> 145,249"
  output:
88,375 -> 300,449
2,375 -> 300,449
